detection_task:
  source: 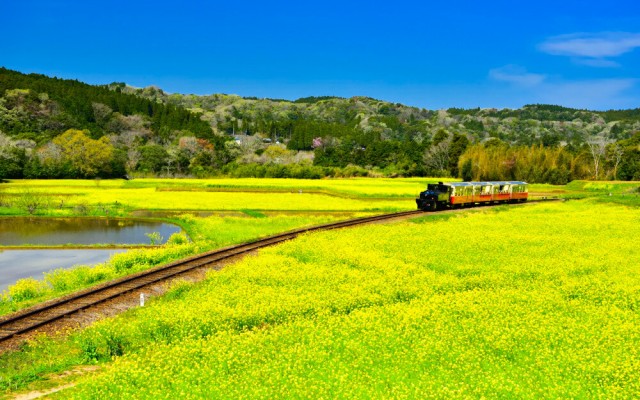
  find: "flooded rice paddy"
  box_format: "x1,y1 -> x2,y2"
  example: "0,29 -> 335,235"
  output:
0,217 -> 183,292
0,217 -> 182,246
0,249 -> 128,291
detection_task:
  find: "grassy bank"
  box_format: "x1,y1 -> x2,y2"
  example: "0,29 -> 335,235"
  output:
0,213 -> 365,316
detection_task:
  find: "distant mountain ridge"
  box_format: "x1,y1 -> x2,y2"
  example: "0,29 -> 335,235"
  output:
117,82 -> 640,150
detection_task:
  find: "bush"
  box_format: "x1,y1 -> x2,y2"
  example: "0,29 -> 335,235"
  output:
14,189 -> 50,215
7,278 -> 48,302
44,264 -> 114,292
111,250 -> 151,274
146,232 -> 164,245
166,232 -> 189,246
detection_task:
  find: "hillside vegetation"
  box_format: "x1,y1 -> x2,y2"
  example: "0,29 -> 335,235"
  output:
1,68 -> 640,182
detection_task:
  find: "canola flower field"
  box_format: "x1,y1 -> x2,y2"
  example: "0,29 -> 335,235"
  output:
2,198 -> 640,398
3,177 -> 448,198
0,213 -> 367,315
1,177 -> 425,314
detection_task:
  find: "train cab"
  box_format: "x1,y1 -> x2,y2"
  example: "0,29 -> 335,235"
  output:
449,182 -> 474,206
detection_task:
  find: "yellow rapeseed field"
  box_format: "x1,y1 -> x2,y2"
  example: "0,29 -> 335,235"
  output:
1,178 -> 422,212
55,199 -> 640,398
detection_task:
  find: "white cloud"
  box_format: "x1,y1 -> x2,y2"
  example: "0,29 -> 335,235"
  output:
573,58 -> 620,68
539,32 -> 640,67
489,65 -> 546,87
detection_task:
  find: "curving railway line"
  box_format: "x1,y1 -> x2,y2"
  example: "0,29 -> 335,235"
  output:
0,210 -> 423,345
0,199 -> 557,347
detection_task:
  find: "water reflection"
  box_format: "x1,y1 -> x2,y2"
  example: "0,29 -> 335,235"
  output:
0,217 -> 182,245
0,249 -> 128,292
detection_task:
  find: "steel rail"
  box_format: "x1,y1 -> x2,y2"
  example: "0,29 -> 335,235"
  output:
0,210 -> 423,342
0,199 -> 558,344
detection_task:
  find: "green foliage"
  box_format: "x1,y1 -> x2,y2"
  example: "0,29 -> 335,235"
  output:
0,68 -> 212,139
458,144 -> 582,184
293,96 -> 344,103
145,231 -> 164,245
166,232 -> 189,246
463,119 -> 484,131
3,67 -> 640,183
52,129 -> 116,178
240,209 -> 267,218
138,144 -> 169,173
14,188 -> 50,214
600,108 -> 640,123
0,146 -> 26,178
6,278 -> 47,302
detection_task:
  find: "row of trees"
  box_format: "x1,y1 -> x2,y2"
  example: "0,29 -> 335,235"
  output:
2,128 -> 639,182
0,129 -> 237,179
456,132 -> 640,184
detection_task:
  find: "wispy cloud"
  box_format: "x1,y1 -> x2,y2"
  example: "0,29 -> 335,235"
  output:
539,32 -> 640,67
489,65 -> 546,87
574,58 -> 621,68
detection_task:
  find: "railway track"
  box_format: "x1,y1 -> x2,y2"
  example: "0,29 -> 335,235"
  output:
0,209 -> 423,344
0,199 -> 557,345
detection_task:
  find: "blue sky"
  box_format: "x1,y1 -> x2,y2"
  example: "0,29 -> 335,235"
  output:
1,0 -> 639,110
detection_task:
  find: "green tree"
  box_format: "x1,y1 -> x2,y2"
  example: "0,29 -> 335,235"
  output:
448,133 -> 469,176
52,129 -> 114,178
138,144 -> 169,173
0,146 -> 26,178
461,159 -> 473,182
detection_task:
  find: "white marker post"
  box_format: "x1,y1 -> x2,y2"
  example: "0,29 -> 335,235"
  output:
140,293 -> 145,307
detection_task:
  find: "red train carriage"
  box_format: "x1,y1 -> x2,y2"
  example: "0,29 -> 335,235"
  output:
510,182 -> 528,202
416,181 -> 528,211
449,182 -> 474,206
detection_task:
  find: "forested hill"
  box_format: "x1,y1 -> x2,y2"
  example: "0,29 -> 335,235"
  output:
123,85 -> 640,149
0,68 -> 213,143
119,85 -> 640,181
1,68 -> 640,182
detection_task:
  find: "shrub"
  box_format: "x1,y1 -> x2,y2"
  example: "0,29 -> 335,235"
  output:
166,232 -> 189,246
14,189 -> 50,215
145,232 -> 164,245
8,278 -> 48,302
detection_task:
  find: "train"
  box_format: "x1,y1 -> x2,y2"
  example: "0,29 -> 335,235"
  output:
416,181 -> 528,211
